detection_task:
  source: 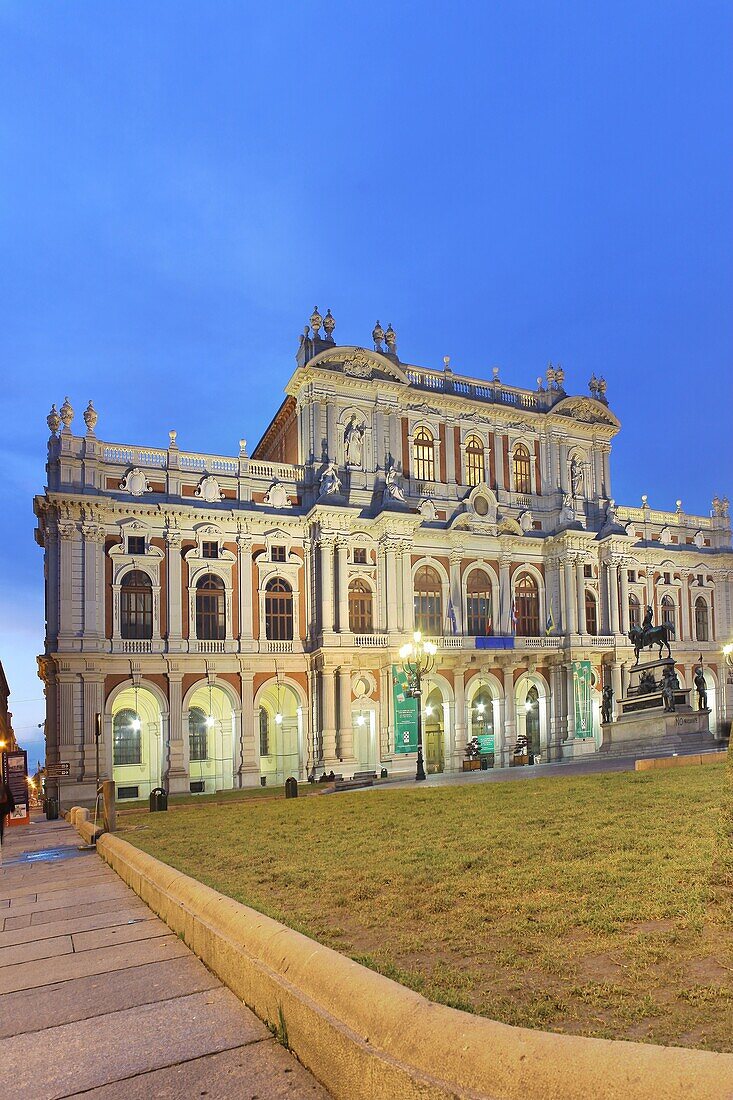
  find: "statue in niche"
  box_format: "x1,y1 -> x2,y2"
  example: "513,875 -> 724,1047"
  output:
344,416 -> 365,467
570,456 -> 584,498
385,464 -> 407,503
319,462 -> 342,498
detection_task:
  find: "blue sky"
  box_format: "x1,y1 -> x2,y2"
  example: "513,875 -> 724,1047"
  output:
1,1 -> 731,766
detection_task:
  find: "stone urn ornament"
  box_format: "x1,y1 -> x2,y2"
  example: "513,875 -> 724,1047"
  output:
83,400 -> 98,434
60,396 -> 74,431
46,404 -> 61,435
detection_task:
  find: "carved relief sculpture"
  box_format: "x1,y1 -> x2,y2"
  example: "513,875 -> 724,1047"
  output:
385,464 -> 407,503
263,479 -> 292,509
319,462 -> 342,497
119,468 -> 152,497
195,475 -> 225,503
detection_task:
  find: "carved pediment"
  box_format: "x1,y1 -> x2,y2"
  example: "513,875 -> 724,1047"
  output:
307,346 -> 409,385
551,396 -> 621,429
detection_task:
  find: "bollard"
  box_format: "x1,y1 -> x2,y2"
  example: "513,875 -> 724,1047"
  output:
102,780 -> 116,832
285,776 -> 298,799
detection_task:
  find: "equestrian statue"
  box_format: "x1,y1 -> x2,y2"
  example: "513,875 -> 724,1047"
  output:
627,604 -> 675,662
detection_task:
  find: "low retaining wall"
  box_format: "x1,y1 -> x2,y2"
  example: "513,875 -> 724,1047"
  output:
59,819 -> 731,1100
635,751 -> 727,772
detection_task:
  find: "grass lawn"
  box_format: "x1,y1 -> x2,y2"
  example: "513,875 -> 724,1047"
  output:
120,763 -> 733,1052
117,784 -> 293,812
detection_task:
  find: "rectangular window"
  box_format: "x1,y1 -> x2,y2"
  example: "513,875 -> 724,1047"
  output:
202,541 -> 219,559
584,564 -> 593,579
353,548 -> 367,564
127,536 -> 145,556
117,786 -> 139,801
189,780 -> 205,794
697,574 -> 704,586
271,545 -> 287,562
627,570 -> 636,583
664,572 -> 671,585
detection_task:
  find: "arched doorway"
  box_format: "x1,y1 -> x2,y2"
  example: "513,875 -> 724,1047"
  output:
184,683 -> 236,794
515,675 -> 549,764
467,679 -> 499,768
257,680 -> 303,785
109,684 -> 164,802
351,702 -> 378,774
424,686 -> 445,773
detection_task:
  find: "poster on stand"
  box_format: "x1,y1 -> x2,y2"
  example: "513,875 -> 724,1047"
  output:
2,750 -> 29,827
573,661 -> 593,738
392,664 -> 418,753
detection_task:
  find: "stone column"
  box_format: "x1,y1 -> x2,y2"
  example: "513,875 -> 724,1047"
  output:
165,529 -> 183,650
385,543 -> 399,633
337,666 -> 355,765
565,664 -> 575,738
576,558 -> 586,635
375,546 -> 387,633
336,541 -> 349,633
608,559 -> 620,634
602,448 -> 611,499
502,665 -> 516,766
82,673 -> 104,782
321,667 -> 338,766
611,661 -> 623,716
680,572 -> 691,642
499,557 -> 511,634
167,672 -> 187,793
564,559 -> 577,634
58,522 -> 80,649
619,561 -> 630,634
237,534 -> 253,648
592,448 -> 604,500
320,538 -> 335,634
449,552 -> 463,635
58,673 -> 80,781
549,662 -> 565,759
379,664 -> 392,759
445,421 -> 456,484
453,669 -> 466,768
401,547 -> 414,634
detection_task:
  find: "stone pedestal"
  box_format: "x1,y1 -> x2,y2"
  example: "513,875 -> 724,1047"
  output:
600,657 -> 714,756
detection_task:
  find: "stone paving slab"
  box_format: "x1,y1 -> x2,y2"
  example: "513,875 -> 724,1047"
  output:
0,815 -> 329,1099
1,987 -> 272,1098
0,905 -> 153,949
73,1042 -> 328,1099
0,932 -> 74,968
0,932 -> 190,994
0,956 -> 219,1039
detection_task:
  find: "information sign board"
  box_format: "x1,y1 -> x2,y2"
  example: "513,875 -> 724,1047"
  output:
392,664 -> 418,754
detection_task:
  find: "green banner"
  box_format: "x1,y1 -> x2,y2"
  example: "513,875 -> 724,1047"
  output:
573,660 -> 593,738
392,664 -> 418,753
477,732 -> 495,753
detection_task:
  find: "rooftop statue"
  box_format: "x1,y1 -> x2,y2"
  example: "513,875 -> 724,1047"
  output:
627,604 -> 675,662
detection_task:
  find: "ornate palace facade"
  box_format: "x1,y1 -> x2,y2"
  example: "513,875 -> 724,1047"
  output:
34,312 -> 733,803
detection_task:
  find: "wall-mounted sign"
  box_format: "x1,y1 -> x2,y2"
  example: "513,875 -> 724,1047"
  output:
392,664 -> 418,754
573,660 -> 593,738
2,750 -> 29,828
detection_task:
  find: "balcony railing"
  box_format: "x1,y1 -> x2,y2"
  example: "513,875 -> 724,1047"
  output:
353,634 -> 389,647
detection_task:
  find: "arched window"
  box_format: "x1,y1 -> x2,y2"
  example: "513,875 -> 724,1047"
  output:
414,565 -> 443,635
466,569 -> 493,636
413,428 -> 435,482
629,593 -> 641,629
695,596 -> 709,642
464,435 -> 485,487
348,579 -> 373,632
661,594 -> 676,632
265,577 -> 293,640
259,707 -> 270,757
513,444 -> 532,495
515,573 -> 539,637
188,706 -> 208,762
120,570 -> 153,640
585,590 -> 598,636
196,574 -> 225,640
113,708 -> 142,766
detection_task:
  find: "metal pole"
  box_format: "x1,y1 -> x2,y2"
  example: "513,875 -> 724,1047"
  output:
94,712 -> 102,791
415,681 -> 426,781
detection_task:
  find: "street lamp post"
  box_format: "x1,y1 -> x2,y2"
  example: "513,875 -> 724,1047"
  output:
399,631 -> 437,782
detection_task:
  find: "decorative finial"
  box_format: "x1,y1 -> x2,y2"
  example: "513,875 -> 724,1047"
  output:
59,396 -> 74,431
676,499 -> 682,511
46,403 -> 61,436
169,430 -> 178,447
310,307 -> 322,338
239,438 -> 248,457
536,376 -> 544,391
492,366 -> 500,381
83,400 -> 98,434
597,376 -> 607,399
323,308 -> 335,339
554,365 -> 565,390
384,323 -> 396,352
372,320 -> 384,351
641,494 -> 648,506
443,355 -> 450,370
546,363 -> 556,388
589,373 -> 598,396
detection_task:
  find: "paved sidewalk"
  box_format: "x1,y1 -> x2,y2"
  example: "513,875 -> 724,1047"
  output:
0,815 -> 328,1099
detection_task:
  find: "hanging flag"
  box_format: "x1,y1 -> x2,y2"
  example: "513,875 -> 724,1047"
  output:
510,597 -> 518,634
486,615 -> 493,636
447,599 -> 457,635
545,598 -> 555,635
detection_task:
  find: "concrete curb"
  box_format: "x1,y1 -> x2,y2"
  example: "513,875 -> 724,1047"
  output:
67,810 -> 733,1100
635,751 -> 726,771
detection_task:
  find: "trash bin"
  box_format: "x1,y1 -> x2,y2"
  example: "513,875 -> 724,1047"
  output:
45,797 -> 59,821
149,787 -> 168,813
285,777 -> 298,799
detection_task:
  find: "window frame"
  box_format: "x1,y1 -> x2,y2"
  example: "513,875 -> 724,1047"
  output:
265,577 -> 294,641
188,706 -> 209,762
348,578 -> 373,633
514,572 -> 540,637
196,574 -> 226,641
465,568 -> 493,636
512,443 -> 532,495
413,428 -> 436,483
120,570 -> 153,640
464,435 -> 485,488
413,565 -> 443,636
113,708 -> 142,766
